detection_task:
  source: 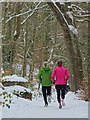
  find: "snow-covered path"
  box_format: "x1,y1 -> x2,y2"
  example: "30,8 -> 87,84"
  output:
1,92 -> 88,118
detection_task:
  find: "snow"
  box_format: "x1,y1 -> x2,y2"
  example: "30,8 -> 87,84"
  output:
0,0 -> 4,3
68,25 -> 78,36
0,90 -> 88,118
66,11 -> 73,21
2,75 -> 28,82
0,83 -> 4,89
0,75 -> 88,118
4,85 -> 31,93
47,49 -> 53,62
14,30 -> 17,36
67,0 -> 89,1
0,88 -> 2,120
21,0 -> 43,25
0,106 -> 2,120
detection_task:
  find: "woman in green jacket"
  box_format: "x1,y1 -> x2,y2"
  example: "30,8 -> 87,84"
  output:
38,62 -> 52,107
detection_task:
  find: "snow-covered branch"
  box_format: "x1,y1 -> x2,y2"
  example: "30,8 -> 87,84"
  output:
21,0 -> 44,25
53,54 -> 68,61
0,0 -> 4,3
76,18 -> 90,22
71,4 -> 83,11
50,0 -> 69,27
68,25 -> 78,37
48,1 -> 78,36
66,11 -> 73,22
36,13 -> 52,29
17,54 -> 32,64
47,48 -> 53,62
17,54 -> 24,59
6,4 -> 47,24
73,14 -> 90,18
0,83 -> 4,89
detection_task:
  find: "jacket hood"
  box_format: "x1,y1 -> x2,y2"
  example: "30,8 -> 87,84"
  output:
43,67 -> 50,71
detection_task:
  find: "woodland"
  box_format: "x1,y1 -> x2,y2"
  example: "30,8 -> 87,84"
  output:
0,2 -> 90,100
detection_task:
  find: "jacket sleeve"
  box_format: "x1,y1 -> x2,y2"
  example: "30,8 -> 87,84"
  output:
51,69 -> 56,83
38,69 -> 42,82
66,69 -> 70,81
50,70 -> 53,84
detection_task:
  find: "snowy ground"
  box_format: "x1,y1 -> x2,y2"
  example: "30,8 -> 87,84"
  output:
0,75 -> 88,119
0,91 -> 88,118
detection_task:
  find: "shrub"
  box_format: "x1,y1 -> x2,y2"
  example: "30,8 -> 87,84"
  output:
79,78 -> 89,101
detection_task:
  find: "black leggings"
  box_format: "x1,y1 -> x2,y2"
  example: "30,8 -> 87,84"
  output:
55,85 -> 66,103
42,86 -> 51,104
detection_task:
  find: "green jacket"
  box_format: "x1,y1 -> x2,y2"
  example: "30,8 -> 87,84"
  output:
38,67 -> 52,86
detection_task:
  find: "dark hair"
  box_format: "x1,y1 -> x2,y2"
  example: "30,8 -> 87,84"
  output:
57,61 -> 63,66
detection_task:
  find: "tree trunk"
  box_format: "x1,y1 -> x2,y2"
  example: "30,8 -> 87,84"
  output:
63,29 -> 78,91
47,2 -> 78,91
73,34 -> 84,85
8,4 -> 13,70
10,3 -> 21,68
0,4 -> 2,76
22,31 -> 27,77
29,10 -> 37,82
65,2 -> 84,85
88,2 -> 90,100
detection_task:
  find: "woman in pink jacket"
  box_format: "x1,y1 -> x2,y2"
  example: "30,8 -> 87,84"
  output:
51,61 -> 70,108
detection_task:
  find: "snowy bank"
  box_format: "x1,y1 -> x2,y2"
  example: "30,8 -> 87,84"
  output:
4,85 -> 31,93
2,75 -> 28,82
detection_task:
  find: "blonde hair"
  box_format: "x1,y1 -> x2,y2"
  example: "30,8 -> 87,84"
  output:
43,62 -> 48,67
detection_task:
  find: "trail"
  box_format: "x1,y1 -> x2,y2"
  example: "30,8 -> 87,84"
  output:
1,91 -> 88,118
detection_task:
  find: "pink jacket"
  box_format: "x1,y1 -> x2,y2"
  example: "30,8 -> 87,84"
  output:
51,66 -> 70,85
